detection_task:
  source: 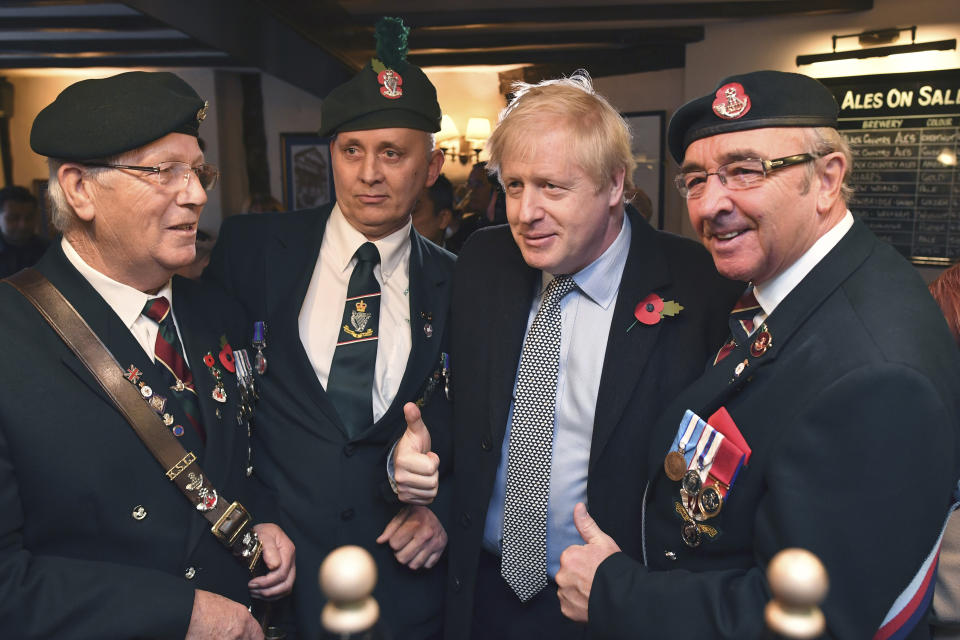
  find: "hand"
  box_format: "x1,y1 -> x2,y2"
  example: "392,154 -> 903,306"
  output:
185,589 -> 263,640
248,523 -> 296,600
393,402 -> 440,505
556,502 -> 622,623
376,505 -> 448,570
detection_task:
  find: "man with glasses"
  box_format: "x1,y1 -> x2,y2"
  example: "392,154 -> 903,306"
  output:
557,70 -> 960,638
0,71 -> 294,639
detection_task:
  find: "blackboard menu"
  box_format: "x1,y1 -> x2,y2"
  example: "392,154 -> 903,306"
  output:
820,69 -> 960,266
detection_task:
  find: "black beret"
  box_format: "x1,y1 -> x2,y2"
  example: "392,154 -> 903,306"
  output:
30,71 -> 207,160
667,70 -> 838,164
318,60 -> 441,137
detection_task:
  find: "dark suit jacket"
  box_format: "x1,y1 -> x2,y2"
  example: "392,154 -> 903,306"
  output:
207,205 -> 455,640
590,220 -> 960,640
444,210 -> 742,639
0,243 -> 259,639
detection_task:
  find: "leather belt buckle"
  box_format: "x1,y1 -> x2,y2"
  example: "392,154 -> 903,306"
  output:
212,501 -> 251,547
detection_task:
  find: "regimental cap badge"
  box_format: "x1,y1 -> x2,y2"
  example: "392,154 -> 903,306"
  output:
355,299 -> 368,313
371,17 -> 410,100
196,100 -> 209,123
712,82 -> 750,120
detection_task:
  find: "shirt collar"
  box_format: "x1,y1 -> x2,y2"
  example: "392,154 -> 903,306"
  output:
539,213 -> 631,310
327,203 -> 412,282
61,237 -> 174,330
754,210 -> 854,317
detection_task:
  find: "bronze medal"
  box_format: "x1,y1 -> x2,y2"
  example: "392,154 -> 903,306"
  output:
681,521 -> 702,547
698,485 -> 723,519
681,469 -> 702,496
664,451 -> 687,481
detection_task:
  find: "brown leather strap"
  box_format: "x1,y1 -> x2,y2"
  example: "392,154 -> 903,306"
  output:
4,268 -> 265,575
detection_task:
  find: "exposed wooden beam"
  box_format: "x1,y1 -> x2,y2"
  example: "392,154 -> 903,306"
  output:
350,0 -> 873,28
0,38 -> 216,54
0,54 -> 239,69
410,43 -> 686,74
0,15 -> 163,31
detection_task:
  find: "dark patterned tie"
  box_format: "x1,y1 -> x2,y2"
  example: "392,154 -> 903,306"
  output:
501,274 -> 577,602
713,287 -> 761,365
327,242 -> 381,438
142,296 -> 205,442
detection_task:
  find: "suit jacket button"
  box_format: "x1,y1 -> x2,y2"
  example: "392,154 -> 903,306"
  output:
460,512 -> 471,528
131,505 -> 147,520
184,566 -> 196,580
453,577 -> 462,592
480,435 -> 492,451
340,508 -> 355,521
343,444 -> 355,457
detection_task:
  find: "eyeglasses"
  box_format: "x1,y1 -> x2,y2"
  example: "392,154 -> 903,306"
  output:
674,153 -> 819,199
83,161 -> 220,191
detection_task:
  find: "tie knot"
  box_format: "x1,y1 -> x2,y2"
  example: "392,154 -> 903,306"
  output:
142,296 -> 171,323
355,242 -> 380,265
543,275 -> 576,306
730,287 -> 760,318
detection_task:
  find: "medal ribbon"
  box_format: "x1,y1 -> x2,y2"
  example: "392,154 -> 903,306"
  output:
669,410 -> 707,465
703,436 -> 746,500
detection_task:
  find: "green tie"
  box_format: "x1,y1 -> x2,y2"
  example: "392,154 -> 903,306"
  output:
327,242 -> 381,438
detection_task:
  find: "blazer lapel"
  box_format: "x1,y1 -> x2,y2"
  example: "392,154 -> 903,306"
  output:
589,213 -> 671,472
367,231 -> 450,438
487,243 -> 538,446
644,219 -> 877,480
264,207 -> 346,434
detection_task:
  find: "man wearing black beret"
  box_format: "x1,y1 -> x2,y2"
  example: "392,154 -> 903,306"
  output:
0,70 -> 295,639
557,70 -> 960,638
207,18 -> 452,640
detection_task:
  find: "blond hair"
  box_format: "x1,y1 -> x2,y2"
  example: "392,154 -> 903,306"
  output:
486,70 -> 635,195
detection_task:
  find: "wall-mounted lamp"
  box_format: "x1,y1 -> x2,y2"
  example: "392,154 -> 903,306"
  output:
797,26 -> 956,65
462,117 -> 492,165
437,114 -> 461,162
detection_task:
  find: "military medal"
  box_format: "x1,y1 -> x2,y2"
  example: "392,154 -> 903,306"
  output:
442,352 -> 451,400
664,451 -> 687,482
698,485 -> 724,519
681,521 -> 702,547
252,321 -> 268,375
664,410 -> 703,482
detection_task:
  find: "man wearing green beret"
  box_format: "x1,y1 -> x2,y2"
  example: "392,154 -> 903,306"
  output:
207,18 -> 452,639
0,71 -> 295,639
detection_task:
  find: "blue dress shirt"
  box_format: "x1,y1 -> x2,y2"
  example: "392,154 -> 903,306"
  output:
482,214 -> 632,578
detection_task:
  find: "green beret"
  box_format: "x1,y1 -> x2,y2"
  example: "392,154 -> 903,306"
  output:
667,70 -> 838,164
318,17 -> 441,137
30,71 -> 207,160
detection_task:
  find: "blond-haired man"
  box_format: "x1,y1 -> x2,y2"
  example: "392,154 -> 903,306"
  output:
441,70 -> 741,639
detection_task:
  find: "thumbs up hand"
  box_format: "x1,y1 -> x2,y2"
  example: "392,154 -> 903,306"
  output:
393,402 -> 440,505
556,502 -> 622,623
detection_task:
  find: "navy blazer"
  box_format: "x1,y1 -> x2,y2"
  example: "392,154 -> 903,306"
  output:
444,209 -> 742,639
590,221 -> 960,639
207,205 -> 455,640
0,243 -> 258,639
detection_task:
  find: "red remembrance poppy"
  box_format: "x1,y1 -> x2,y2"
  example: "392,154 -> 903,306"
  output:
635,293 -> 664,325
219,343 -> 236,373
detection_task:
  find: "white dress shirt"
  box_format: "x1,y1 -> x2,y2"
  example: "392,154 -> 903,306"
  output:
61,237 -> 184,364
298,204 -> 412,422
752,211 -> 855,324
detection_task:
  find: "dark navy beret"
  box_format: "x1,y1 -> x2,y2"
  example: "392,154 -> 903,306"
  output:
667,70 -> 838,164
30,71 -> 207,160
318,59 -> 441,137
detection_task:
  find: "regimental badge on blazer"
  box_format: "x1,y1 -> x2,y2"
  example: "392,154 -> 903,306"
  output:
415,352 -> 451,408
664,408 -> 751,548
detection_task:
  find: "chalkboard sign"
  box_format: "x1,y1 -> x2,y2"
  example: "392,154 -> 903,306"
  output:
820,69 -> 960,266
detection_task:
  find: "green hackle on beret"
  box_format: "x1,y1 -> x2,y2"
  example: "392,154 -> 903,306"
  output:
375,16 -> 409,71
318,17 -> 440,137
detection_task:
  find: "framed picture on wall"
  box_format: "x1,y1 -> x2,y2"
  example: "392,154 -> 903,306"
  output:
622,111 -> 666,230
280,132 -> 335,211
